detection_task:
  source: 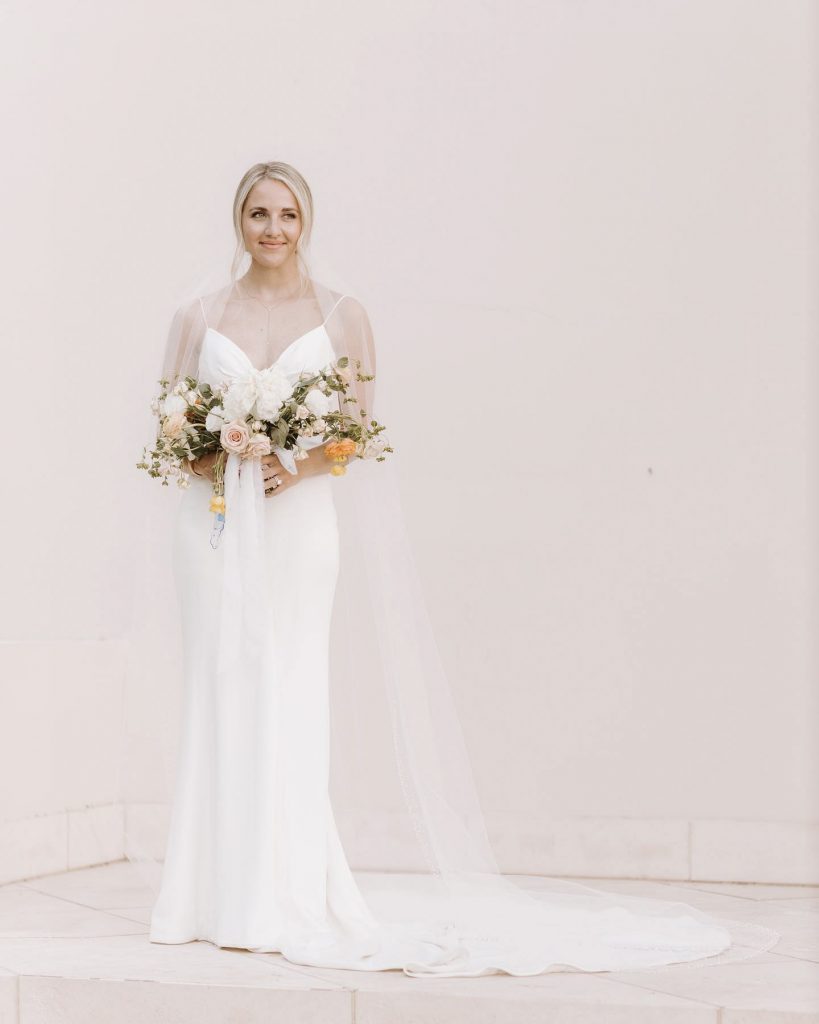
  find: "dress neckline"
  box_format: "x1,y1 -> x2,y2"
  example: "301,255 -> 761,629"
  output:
204,323 -> 328,373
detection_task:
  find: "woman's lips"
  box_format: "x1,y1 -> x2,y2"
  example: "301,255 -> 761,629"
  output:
261,242 -> 284,248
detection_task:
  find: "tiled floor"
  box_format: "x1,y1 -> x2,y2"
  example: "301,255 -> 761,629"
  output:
0,862 -> 816,1022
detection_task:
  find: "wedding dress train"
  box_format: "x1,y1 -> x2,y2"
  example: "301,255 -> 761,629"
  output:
148,310 -> 777,977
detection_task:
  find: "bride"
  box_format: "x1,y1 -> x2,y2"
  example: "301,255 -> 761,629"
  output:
140,160 -> 778,978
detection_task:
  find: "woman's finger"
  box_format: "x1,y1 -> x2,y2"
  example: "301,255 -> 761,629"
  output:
264,472 -> 287,497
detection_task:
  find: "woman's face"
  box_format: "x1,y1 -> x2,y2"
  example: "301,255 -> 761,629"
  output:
241,178 -> 302,267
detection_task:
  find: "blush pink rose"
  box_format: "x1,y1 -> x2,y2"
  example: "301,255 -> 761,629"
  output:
220,420 -> 250,454
245,432 -> 272,458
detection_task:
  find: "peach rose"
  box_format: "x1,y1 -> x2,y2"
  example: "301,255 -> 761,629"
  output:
220,420 -> 250,454
162,412 -> 188,439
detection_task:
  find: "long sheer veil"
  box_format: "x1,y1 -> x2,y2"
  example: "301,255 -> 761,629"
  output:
114,164 -> 780,978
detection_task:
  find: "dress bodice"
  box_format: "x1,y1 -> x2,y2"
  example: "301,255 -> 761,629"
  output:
198,325 -> 337,388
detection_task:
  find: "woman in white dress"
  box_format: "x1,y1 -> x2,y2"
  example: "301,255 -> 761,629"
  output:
142,160 -> 779,977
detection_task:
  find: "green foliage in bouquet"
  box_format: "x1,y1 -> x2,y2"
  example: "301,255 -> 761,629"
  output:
136,356 -> 392,490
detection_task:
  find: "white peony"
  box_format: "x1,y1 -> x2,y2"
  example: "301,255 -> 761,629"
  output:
223,373 -> 259,421
304,388 -> 335,418
162,393 -> 188,416
205,404 -> 227,433
255,366 -> 294,422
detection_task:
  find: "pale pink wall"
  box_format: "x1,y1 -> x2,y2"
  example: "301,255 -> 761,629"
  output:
0,0 -> 815,882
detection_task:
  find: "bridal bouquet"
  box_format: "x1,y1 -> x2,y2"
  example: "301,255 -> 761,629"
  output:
137,357 -> 391,546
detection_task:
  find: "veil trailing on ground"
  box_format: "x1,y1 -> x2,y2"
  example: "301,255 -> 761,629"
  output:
113,171 -> 780,979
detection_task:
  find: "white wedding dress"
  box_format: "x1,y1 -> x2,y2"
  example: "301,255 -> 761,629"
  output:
147,300 -> 775,977
149,302 -> 471,970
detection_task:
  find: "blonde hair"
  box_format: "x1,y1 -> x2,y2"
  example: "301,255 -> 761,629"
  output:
231,161 -> 314,283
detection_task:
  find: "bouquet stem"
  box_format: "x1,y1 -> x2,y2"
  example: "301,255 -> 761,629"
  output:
209,451 -> 226,549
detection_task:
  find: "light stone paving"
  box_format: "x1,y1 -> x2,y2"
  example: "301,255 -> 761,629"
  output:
0,861 -> 815,1022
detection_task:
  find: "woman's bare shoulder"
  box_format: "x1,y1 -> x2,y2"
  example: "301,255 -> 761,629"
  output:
335,292 -> 369,325
173,283 -> 232,326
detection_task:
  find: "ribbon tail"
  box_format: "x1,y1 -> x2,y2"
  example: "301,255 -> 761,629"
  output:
272,445 -> 299,475
296,434 -> 329,453
216,453 -> 270,681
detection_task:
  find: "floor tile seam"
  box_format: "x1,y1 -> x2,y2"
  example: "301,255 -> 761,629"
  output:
600,973 -> 728,1012
10,884 -> 133,916
599,967 -> 790,1013
244,952 -> 358,991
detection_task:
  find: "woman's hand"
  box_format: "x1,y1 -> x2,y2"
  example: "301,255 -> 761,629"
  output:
190,451 -> 219,483
259,453 -> 293,497
191,448 -> 331,496
190,451 -> 290,494
261,448 -> 335,495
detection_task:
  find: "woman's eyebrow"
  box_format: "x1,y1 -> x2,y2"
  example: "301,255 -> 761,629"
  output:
249,206 -> 299,213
